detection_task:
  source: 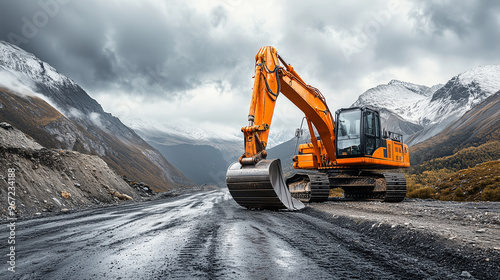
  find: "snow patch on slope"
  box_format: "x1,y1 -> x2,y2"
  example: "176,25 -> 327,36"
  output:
0,41 -> 73,89
352,80 -> 439,124
457,65 -> 500,94
124,117 -> 240,143
0,66 -> 36,97
0,66 -> 65,114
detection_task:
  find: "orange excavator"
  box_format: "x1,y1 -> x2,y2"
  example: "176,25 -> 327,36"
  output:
226,46 -> 409,210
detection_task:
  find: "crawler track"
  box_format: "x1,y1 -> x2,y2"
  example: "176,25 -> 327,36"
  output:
329,171 -> 407,202
288,171 -> 407,203
382,172 -> 407,202
288,173 -> 330,203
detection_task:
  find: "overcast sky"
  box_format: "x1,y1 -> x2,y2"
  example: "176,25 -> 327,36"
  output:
1,0 -> 499,138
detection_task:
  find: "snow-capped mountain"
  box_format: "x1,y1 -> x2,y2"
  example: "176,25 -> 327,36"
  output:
124,118 -> 240,160
0,41 -> 194,190
353,80 -> 441,123
125,118 -> 240,144
123,118 -> 241,185
353,65 -> 500,146
267,127 -> 299,148
124,116 -> 294,148
122,115 -> 297,185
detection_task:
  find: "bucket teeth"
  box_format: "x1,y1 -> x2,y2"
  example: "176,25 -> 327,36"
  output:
226,159 -> 305,210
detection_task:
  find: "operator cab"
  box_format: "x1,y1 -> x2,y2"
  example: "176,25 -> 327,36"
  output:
335,107 -> 382,158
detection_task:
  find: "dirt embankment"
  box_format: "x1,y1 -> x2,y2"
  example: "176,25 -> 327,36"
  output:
312,199 -> 500,251
0,123 -> 154,220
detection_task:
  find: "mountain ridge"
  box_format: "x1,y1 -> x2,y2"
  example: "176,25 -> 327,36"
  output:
0,41 -> 194,191
410,91 -> 500,166
353,64 -> 500,146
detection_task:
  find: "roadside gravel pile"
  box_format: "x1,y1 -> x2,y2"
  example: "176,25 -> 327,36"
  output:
313,199 -> 500,250
311,199 -> 500,279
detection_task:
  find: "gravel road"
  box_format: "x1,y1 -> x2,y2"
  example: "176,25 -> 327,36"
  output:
2,190 -> 499,279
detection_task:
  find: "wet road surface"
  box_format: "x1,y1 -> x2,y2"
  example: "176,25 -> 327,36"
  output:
2,190 -> 499,279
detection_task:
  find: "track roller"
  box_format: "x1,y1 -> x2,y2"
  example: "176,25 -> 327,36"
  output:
328,171 -> 407,202
382,173 -> 407,202
287,173 -> 330,203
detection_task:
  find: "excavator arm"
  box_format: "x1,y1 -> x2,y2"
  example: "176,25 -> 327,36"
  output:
227,46 -> 337,210
240,46 -> 336,168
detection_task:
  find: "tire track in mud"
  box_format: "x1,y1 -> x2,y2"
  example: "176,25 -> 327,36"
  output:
168,215 -> 222,277
160,191 -> 496,279
253,210 -> 445,279
242,211 -> 395,279
152,191 -> 228,279
303,207 -> 500,280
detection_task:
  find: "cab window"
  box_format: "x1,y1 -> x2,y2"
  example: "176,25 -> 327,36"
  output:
337,110 -> 361,156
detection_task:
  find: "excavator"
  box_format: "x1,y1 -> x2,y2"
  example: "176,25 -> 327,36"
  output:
226,46 -> 410,210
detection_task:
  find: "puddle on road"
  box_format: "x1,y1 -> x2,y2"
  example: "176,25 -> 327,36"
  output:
217,219 -> 327,279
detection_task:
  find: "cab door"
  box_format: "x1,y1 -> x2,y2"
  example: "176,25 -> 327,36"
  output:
363,109 -> 381,155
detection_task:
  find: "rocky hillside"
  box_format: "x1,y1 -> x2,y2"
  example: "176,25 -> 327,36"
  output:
406,158 -> 500,201
410,91 -> 500,165
0,41 -> 194,191
406,91 -> 500,201
0,123 -> 150,219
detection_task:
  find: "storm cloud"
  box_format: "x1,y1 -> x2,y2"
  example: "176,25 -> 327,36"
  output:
1,0 -> 499,134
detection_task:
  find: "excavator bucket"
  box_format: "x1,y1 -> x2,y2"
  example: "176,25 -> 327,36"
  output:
226,159 -> 305,210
